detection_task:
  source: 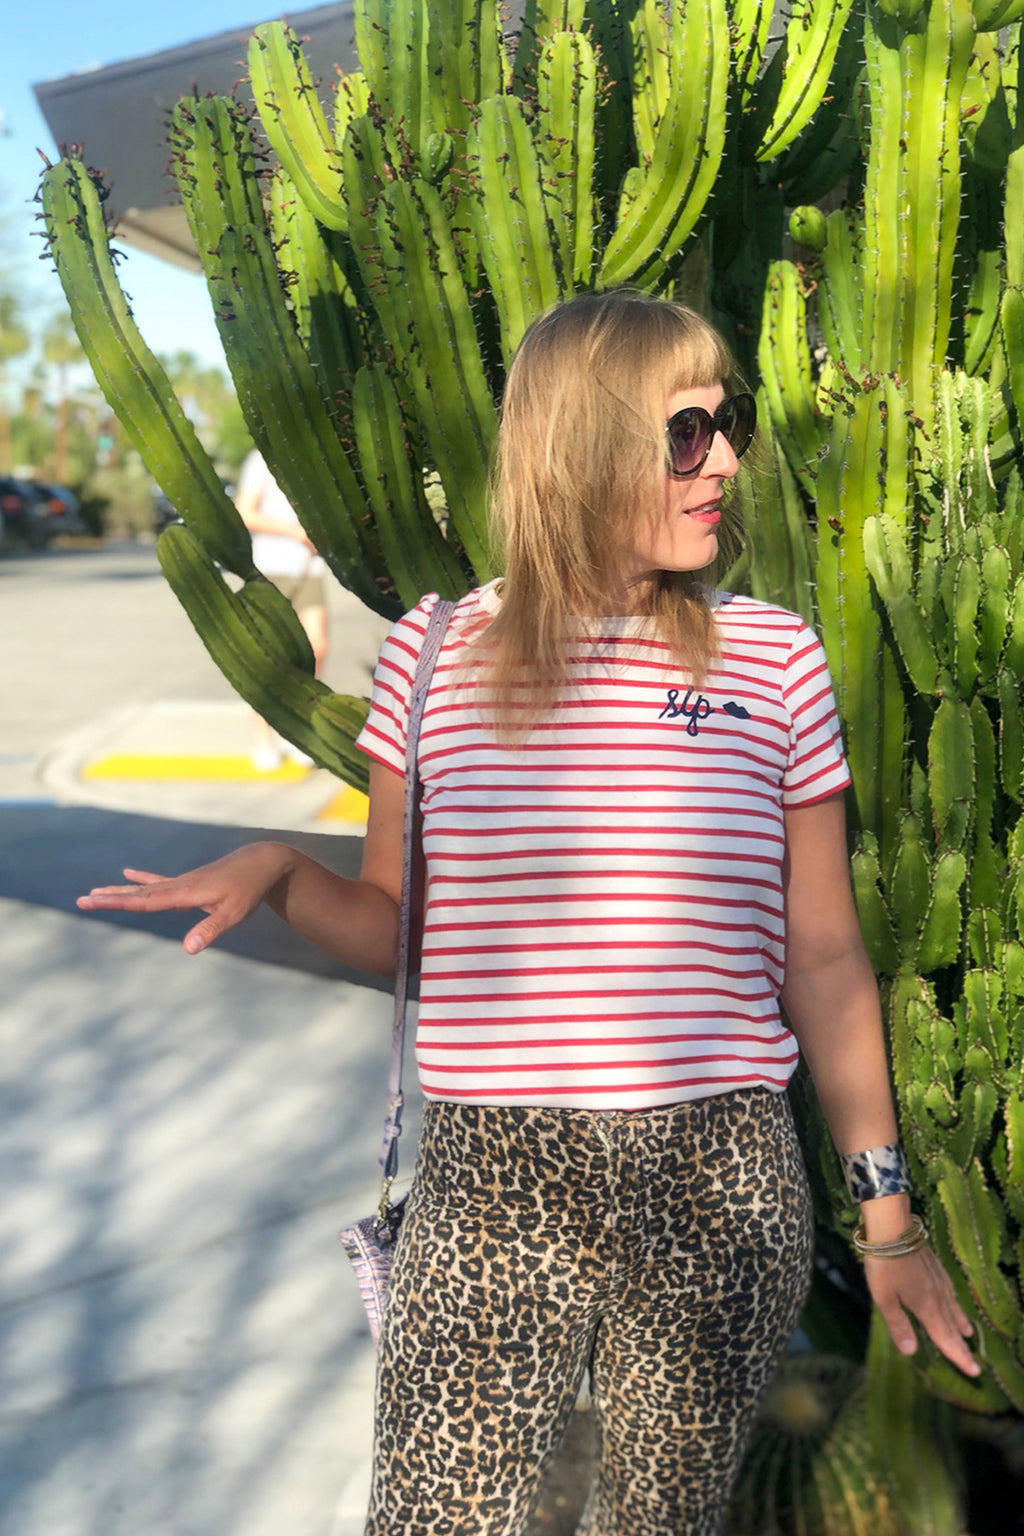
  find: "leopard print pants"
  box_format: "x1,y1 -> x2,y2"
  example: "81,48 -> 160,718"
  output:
365,1088 -> 813,1536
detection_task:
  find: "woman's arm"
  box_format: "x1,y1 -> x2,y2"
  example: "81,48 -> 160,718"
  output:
780,793 -> 980,1377
78,761 -> 406,978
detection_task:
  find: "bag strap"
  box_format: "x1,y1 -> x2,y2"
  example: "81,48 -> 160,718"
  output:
377,597 -> 457,1210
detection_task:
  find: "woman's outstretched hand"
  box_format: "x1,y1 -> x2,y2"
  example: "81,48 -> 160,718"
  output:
77,843 -> 293,955
865,1245 -> 980,1378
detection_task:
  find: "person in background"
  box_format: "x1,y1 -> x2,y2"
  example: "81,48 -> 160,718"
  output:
234,448 -> 327,771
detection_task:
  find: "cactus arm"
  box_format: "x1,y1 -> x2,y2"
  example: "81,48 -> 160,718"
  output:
170,97 -> 265,241
772,19 -> 864,202
334,70 -> 370,149
468,95 -> 566,362
267,170 -> 363,408
899,0 -> 974,420
365,175 -> 498,578
204,220 -> 393,613
917,850 -> 968,971
383,0 -> 432,144
978,543 -> 1012,684
631,0 -> 674,165
962,175 -> 1004,377
39,155 -> 255,579
861,5 -> 905,376
353,363 -> 469,607
1004,572 -> 1024,673
818,210 -> 864,374
952,553 -> 982,697
536,29 -> 598,289
973,0 -> 1024,26
757,262 -> 824,495
816,393 -> 908,855
353,0 -> 389,108
599,0 -> 730,287
887,815 -> 932,963
928,697 -> 976,848
158,523 -> 369,787
169,95 -> 394,610
429,0 -> 506,135
728,0 -> 773,107
998,666 -> 1024,802
1002,286 -> 1024,445
851,836 -> 901,973
248,23 -> 349,233
752,0 -> 856,163
738,428 -> 815,621
936,1156 -> 1023,1339
1005,35 -> 1024,290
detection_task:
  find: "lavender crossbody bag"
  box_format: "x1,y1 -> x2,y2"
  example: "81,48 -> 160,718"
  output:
338,598 -> 455,1345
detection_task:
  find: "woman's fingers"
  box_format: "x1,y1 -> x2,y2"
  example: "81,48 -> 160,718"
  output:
867,1252 -> 981,1377
78,846 -> 289,949
78,877 -> 192,911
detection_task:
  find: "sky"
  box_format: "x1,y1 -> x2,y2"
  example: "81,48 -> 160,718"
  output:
1,0 -> 299,376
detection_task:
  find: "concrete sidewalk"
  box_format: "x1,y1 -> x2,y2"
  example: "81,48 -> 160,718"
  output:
0,894 -> 402,1536
39,696 -> 369,836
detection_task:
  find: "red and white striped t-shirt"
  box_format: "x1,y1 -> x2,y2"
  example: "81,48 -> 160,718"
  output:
357,583 -> 851,1109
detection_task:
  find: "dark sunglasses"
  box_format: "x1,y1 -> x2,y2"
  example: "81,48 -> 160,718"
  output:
665,392 -> 757,478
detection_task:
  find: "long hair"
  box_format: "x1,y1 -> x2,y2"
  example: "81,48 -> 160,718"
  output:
475,289 -> 744,730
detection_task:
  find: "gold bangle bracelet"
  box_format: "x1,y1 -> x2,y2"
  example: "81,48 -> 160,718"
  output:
852,1214 -> 929,1259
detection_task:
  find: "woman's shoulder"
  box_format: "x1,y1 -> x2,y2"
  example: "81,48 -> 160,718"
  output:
411,581 -> 500,622
386,581 -> 498,647
712,590 -> 817,639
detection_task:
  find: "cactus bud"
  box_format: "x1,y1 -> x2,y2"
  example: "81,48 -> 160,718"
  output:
789,205 -> 827,252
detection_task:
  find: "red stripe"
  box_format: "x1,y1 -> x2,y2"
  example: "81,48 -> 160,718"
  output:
422,821 -> 785,846
418,1008 -> 783,1027
419,1048 -> 800,1074
423,927 -> 767,952
421,1031 -> 791,1049
419,1071 -> 794,1098
425,983 -> 777,1003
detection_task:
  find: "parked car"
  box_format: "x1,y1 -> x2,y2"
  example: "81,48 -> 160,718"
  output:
30,482 -> 86,538
0,478 -> 48,546
0,477 -> 85,544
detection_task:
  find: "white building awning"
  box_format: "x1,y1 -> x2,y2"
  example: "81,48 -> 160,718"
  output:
33,3 -> 358,273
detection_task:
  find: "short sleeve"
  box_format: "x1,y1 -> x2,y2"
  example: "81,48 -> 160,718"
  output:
781,624 -> 851,807
356,594 -> 439,776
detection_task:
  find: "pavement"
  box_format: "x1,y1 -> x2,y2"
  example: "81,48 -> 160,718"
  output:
0,544 -> 403,1536
0,541 -> 593,1536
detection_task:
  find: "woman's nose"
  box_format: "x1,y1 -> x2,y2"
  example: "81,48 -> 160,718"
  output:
704,430 -> 741,479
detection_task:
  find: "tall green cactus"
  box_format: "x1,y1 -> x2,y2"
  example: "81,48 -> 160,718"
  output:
761,0 -> 1024,1440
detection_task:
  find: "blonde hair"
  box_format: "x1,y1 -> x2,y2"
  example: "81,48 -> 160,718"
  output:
475,289 -> 744,728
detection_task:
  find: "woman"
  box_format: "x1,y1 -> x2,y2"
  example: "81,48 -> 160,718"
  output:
80,291 -> 978,1536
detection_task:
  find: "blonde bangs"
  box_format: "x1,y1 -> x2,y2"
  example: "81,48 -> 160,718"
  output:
475,291 -> 743,736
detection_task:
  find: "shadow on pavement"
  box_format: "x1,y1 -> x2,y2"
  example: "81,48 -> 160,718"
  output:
0,891 -> 395,1536
0,803 -> 389,993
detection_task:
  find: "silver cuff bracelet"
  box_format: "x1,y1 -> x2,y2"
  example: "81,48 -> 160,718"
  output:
839,1143 -> 911,1203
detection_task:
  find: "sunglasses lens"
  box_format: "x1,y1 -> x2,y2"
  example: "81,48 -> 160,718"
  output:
720,394 -> 756,459
666,409 -> 712,476
665,395 -> 757,476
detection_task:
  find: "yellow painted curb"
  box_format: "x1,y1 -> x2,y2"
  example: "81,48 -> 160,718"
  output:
317,785 -> 370,823
82,754 -> 312,782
